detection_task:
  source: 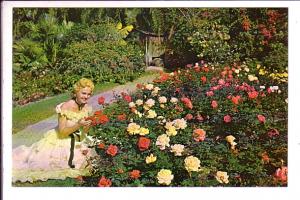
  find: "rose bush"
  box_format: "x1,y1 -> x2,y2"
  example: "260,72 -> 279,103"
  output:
83,61 -> 287,187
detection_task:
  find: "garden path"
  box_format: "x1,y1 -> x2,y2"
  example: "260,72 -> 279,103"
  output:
12,70 -> 161,148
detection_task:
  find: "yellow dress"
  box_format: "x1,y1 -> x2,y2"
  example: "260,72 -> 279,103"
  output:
12,103 -> 95,183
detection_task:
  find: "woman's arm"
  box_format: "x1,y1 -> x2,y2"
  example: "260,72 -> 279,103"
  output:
58,115 -> 91,138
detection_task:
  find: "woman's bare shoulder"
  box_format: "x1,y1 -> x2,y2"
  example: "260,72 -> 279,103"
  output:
60,100 -> 77,111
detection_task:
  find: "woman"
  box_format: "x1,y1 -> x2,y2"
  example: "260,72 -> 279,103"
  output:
12,78 -> 96,183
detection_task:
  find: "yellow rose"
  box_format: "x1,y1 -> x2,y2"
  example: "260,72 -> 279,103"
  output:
127,123 -> 140,135
146,154 -> 157,164
146,110 -> 157,119
184,156 -> 201,172
135,99 -> 143,106
225,135 -> 235,144
216,171 -> 229,184
139,127 -> 149,136
166,126 -> 177,136
157,169 -> 174,185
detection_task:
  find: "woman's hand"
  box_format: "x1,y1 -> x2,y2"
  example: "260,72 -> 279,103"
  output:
78,118 -> 92,127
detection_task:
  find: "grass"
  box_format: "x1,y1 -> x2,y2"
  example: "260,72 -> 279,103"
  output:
12,71 -> 159,134
12,178 -> 81,187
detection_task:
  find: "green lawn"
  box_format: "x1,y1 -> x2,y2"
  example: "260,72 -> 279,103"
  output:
12,178 -> 80,187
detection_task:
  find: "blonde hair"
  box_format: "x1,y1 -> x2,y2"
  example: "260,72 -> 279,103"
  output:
72,78 -> 95,95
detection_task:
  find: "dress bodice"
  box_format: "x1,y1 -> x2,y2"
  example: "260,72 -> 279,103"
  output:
55,103 -> 91,122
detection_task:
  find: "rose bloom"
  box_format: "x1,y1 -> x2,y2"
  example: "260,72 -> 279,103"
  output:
274,166 -> 288,183
127,122 -> 141,135
145,83 -> 154,90
215,171 -> 229,184
193,128 -> 206,142
129,170 -> 141,179
106,144 -> 118,156
146,154 -> 157,164
184,156 -> 201,172
146,109 -> 157,118
248,74 -> 258,81
122,94 -> 132,103
98,176 -> 112,187
138,137 -> 151,151
172,118 -> 187,130
98,142 -> 105,149
257,114 -> 266,123
139,127 -> 149,136
166,126 -> 177,136
225,135 -> 236,144
165,121 -> 174,129
170,97 -> 178,104
98,96 -> 105,105
206,91 -> 214,97
128,102 -> 136,108
201,76 -> 207,83
268,128 -> 280,137
117,113 -> 126,121
135,99 -> 143,106
98,114 -> 109,124
158,96 -> 167,104
145,98 -> 155,107
261,152 -> 270,163
170,144 -> 185,156
185,113 -> 193,121
157,169 -> 174,185
153,86 -> 161,93
231,96 -> 241,105
156,134 -> 170,150
181,97 -> 193,109
223,115 -> 232,123
211,100 -> 218,109
218,79 -> 225,85
248,91 -> 259,99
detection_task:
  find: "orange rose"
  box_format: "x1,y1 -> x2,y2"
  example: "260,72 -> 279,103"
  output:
193,129 -> 206,142
138,137 -> 151,151
98,176 -> 112,187
129,170 -> 141,179
106,144 -> 118,156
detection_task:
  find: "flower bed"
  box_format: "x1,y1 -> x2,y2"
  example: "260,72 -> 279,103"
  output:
83,62 -> 287,187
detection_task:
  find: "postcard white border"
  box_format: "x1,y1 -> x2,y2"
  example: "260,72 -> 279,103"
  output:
2,1 -> 300,200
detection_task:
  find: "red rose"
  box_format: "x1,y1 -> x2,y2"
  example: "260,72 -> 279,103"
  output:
138,137 -> 151,151
106,144 -> 118,156
98,176 -> 112,187
129,170 -> 141,179
122,93 -> 132,103
181,97 -> 193,109
248,91 -> 259,99
98,114 -> 109,124
231,96 -> 241,105
117,113 -> 126,121
224,115 -> 232,123
274,166 -> 287,184
201,76 -> 207,84
98,96 -> 105,105
257,114 -> 266,123
268,128 -> 280,138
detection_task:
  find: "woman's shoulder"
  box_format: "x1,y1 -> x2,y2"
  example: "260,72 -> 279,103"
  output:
56,100 -> 77,114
